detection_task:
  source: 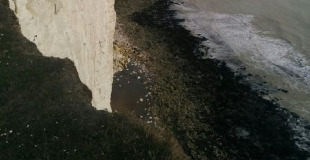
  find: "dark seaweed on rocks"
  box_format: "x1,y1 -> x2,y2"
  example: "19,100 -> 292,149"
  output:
129,0 -> 310,159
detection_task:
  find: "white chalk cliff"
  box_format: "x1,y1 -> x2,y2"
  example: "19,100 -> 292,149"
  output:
9,0 -> 116,111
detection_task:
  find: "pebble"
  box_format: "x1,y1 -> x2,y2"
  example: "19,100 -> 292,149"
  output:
0,133 -> 7,136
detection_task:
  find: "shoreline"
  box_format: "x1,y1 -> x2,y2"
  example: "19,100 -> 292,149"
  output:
114,0 -> 310,159
171,0 -> 310,121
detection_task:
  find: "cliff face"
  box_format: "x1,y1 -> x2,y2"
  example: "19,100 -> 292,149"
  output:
9,0 -> 116,111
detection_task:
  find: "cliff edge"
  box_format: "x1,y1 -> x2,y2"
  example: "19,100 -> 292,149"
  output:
0,1 -> 188,159
9,0 -> 116,111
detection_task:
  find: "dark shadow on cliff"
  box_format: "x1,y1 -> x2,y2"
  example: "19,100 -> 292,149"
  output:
0,1 -> 188,159
113,0 -> 310,159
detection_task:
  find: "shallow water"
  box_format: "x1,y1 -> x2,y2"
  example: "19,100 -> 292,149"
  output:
172,0 -> 310,122
111,63 -> 154,122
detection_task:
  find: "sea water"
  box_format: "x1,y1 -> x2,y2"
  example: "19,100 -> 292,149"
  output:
171,0 -> 310,151
172,0 -> 310,120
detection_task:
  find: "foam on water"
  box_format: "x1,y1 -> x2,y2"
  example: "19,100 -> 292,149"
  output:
171,0 -> 310,119
171,0 -> 310,152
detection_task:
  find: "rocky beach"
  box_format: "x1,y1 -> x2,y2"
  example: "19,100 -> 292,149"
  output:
113,0 -> 310,159
1,0 -> 310,159
0,1 -> 187,159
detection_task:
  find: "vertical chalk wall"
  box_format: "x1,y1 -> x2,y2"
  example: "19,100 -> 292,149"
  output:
9,0 -> 116,111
